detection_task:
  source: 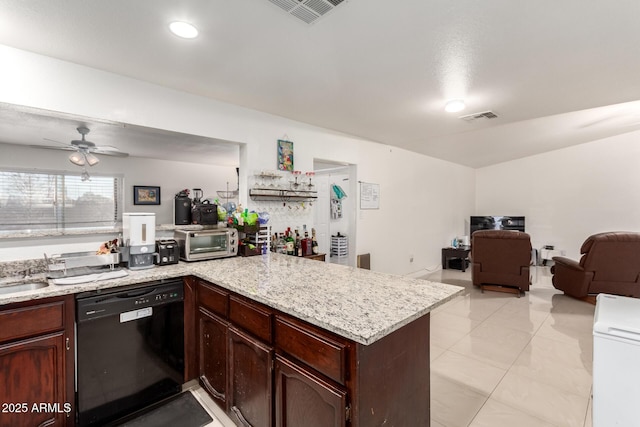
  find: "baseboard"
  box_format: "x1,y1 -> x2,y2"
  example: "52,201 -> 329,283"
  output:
405,265 -> 442,279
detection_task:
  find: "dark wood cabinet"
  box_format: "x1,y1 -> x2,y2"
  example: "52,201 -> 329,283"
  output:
196,279 -> 274,426
275,316 -> 347,384
199,308 -> 229,406
228,326 -> 273,427
0,295 -> 75,427
192,277 -> 431,427
275,355 -> 347,427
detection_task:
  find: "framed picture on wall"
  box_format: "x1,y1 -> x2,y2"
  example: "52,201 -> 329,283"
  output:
133,185 -> 161,205
277,139 -> 294,171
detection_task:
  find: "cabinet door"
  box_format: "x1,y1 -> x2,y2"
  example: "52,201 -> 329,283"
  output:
275,356 -> 347,427
199,307 -> 228,406
228,326 -> 273,427
0,332 -> 70,427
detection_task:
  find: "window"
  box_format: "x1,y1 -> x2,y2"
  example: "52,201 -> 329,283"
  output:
0,169 -> 122,232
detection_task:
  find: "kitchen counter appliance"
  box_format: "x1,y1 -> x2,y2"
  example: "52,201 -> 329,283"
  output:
122,213 -> 156,270
155,239 -> 180,265
75,279 -> 184,426
174,228 -> 237,261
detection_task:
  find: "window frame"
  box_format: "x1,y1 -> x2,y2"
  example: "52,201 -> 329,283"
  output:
0,167 -> 124,233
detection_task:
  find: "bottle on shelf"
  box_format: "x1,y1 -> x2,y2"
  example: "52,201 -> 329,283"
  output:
302,224 -> 312,256
285,228 -> 295,255
311,228 -> 319,255
295,228 -> 303,257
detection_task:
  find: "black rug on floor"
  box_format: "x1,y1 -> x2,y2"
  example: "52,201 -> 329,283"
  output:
117,392 -> 213,427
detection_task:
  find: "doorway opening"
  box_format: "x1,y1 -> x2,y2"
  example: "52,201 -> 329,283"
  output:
313,160 -> 357,266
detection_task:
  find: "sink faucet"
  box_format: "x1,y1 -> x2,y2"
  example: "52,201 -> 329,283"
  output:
22,268 -> 32,279
44,253 -> 67,275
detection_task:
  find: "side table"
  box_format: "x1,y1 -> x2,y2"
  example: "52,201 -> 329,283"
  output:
539,248 -> 562,266
442,246 -> 472,272
304,253 -> 326,262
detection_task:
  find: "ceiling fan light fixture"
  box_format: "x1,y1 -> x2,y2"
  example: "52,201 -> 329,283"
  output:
169,21 -> 198,39
85,152 -> 100,166
445,99 -> 466,113
69,151 -> 86,166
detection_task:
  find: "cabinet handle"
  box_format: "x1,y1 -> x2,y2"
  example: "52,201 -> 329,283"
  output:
231,406 -> 253,427
66,337 -> 70,351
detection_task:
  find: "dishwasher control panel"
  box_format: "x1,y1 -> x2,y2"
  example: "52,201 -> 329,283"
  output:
76,280 -> 184,322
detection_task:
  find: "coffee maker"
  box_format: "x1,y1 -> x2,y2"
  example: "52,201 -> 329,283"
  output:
121,213 -> 156,270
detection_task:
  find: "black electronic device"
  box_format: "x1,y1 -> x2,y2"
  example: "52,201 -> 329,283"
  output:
470,216 -> 525,235
155,239 -> 180,265
174,196 -> 192,225
191,200 -> 217,225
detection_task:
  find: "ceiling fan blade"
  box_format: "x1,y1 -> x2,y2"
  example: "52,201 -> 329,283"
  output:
94,145 -> 122,152
93,149 -> 129,157
30,144 -> 75,151
43,137 -> 72,146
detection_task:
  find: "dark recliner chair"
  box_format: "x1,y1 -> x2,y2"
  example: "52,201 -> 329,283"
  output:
471,230 -> 532,297
551,232 -> 640,301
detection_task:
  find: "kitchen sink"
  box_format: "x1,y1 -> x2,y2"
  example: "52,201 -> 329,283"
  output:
0,281 -> 49,295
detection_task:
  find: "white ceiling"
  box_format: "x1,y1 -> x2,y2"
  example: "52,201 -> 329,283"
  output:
1,0 -> 640,168
0,103 -> 241,166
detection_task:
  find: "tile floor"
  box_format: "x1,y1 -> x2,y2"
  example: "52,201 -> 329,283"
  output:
191,265 -> 596,427
427,266 -> 594,427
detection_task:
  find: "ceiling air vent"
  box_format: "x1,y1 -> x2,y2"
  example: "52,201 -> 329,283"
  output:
459,111 -> 499,122
267,0 -> 346,25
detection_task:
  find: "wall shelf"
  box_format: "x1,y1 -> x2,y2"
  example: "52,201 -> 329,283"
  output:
249,188 -> 318,202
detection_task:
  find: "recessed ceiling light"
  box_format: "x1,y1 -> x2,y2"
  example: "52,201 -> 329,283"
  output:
169,21 -> 198,39
445,99 -> 466,113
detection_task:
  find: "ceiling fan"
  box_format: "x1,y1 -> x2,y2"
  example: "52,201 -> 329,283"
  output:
41,126 -> 129,164
37,126 -> 129,181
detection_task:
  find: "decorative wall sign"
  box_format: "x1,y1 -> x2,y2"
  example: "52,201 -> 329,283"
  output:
277,139 -> 294,171
133,185 -> 161,205
359,182 -> 379,209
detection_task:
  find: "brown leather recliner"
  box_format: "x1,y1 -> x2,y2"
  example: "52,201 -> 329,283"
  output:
471,230 -> 532,296
551,232 -> 640,299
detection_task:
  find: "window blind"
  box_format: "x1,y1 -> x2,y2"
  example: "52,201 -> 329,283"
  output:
0,169 -> 122,231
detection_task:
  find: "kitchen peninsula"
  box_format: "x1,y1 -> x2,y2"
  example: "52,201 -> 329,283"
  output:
0,254 -> 463,426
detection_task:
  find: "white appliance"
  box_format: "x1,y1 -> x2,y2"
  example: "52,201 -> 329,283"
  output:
123,213 -> 156,269
123,213 -> 156,248
593,293 -> 640,426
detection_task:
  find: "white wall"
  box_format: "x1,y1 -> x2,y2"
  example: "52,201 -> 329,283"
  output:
0,45 -> 475,275
476,131 -> 640,260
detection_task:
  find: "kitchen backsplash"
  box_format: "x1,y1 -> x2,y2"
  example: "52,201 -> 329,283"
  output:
0,258 -> 47,278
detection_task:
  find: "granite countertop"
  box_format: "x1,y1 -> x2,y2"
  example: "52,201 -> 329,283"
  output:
0,254 -> 463,345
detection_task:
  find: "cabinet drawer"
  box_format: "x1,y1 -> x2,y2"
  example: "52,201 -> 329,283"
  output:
198,281 -> 228,318
229,296 -> 272,343
0,300 -> 65,344
275,316 -> 347,384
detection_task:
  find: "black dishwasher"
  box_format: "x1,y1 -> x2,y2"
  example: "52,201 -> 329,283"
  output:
76,279 -> 185,427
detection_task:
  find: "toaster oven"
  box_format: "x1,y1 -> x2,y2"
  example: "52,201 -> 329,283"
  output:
174,228 -> 237,261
